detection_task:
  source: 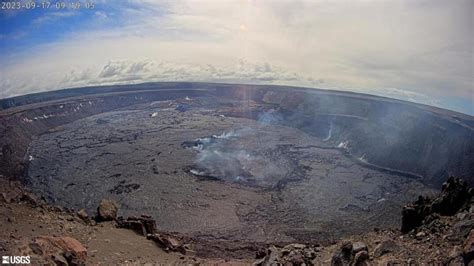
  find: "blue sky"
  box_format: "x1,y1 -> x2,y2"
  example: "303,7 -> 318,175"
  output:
2,9 -> 91,52
0,0 -> 472,115
0,1 -> 134,52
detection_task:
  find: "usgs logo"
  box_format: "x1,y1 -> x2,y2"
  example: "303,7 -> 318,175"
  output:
2,256 -> 30,264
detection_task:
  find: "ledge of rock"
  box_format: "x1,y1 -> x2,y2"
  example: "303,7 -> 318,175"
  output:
401,177 -> 473,233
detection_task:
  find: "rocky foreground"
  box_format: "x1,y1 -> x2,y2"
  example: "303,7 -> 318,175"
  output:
1,176 -> 473,265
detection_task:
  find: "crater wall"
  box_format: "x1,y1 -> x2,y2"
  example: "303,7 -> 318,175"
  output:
0,82 -> 473,187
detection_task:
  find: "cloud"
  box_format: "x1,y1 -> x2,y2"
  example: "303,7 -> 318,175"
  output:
31,11 -> 77,26
94,11 -> 108,21
24,59 -> 321,92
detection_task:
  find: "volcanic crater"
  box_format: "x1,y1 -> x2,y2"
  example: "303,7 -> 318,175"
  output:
1,82 -> 473,247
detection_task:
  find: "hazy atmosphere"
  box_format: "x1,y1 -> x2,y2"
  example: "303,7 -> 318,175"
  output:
0,0 -> 472,114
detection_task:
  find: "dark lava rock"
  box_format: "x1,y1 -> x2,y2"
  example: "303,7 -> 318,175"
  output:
331,251 -> 345,266
51,252 -> 68,266
29,242 -> 43,255
401,204 -> 425,234
432,177 -> 472,216
116,215 -> 157,236
0,240 -> 7,252
0,192 -> 9,203
115,214 -> 189,255
77,209 -> 89,222
463,229 -> 474,263
340,241 -> 353,259
147,233 -> 186,254
353,250 -> 369,266
415,231 -> 426,240
30,236 -> 87,265
256,244 -> 321,265
18,192 -> 39,207
402,177 -> 473,233
373,240 -> 397,258
96,199 -> 118,221
450,218 -> 474,243
255,247 -> 267,259
6,215 -> 15,223
288,253 -> 305,265
264,246 -> 282,265
331,241 -> 354,266
352,241 -> 368,254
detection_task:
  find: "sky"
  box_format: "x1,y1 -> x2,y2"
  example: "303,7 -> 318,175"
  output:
0,0 -> 472,115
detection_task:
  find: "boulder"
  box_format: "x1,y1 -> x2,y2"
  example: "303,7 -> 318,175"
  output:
0,240 -> 7,252
256,244 -> 322,265
457,212 -> 468,220
401,197 -> 430,233
147,233 -> 185,254
331,241 -> 353,266
331,251 -> 346,266
0,192 -> 9,203
415,231 -> 426,240
51,253 -> 68,266
352,242 -> 368,254
97,199 -> 118,221
288,253 -> 305,265
255,247 -> 267,259
303,248 -> 317,260
330,241 -> 370,266
18,192 -> 38,207
340,241 -> 353,260
353,250 -> 369,266
373,240 -> 397,258
451,219 -> 474,243
401,177 -> 473,233
432,177 -> 472,216
283,243 -> 307,250
116,215 -> 156,236
464,229 -> 474,263
77,209 -> 89,222
264,246 -> 282,265
30,236 -> 87,264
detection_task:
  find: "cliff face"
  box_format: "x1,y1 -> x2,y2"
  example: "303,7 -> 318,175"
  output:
0,82 -> 473,187
0,87 -> 216,178
261,90 -> 474,186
